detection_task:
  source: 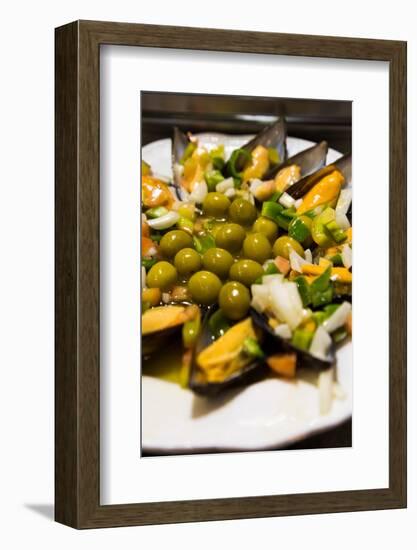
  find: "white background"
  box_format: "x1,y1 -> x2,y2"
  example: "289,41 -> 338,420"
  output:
101,47 -> 389,503
0,0 -> 415,548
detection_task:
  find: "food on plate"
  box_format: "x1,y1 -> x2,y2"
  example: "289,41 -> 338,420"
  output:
141,118 -> 352,412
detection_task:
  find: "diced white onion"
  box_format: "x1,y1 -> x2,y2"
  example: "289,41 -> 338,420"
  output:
262,274 -> 284,285
279,192 -> 296,209
162,292 -> 171,304
189,181 -> 208,204
304,249 -> 313,264
341,244 -> 352,269
147,211 -> 180,230
318,367 -> 334,415
268,279 -> 304,330
310,326 -> 332,360
250,284 -> 270,313
294,198 -> 303,209
274,324 -> 292,339
249,178 -> 264,194
335,210 -> 351,230
289,250 -> 309,273
216,177 -> 233,193
323,301 -> 352,334
224,188 -> 236,199
336,188 -> 352,215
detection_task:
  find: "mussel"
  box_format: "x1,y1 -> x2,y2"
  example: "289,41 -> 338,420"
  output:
142,304 -> 195,357
171,118 -> 288,194
188,307 -> 268,396
233,117 -> 287,172
263,140 -> 328,182
287,153 -> 351,200
250,308 -> 335,371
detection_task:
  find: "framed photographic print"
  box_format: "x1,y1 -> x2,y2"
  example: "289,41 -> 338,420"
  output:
55,20 -> 407,528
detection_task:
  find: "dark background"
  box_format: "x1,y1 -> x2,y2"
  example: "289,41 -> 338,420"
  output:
141,91 -> 352,454
141,91 -> 352,154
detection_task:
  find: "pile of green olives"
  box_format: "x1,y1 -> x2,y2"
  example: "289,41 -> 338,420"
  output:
145,195 -> 308,321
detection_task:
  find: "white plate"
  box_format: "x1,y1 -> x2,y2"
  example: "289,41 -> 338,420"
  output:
142,133 -> 352,454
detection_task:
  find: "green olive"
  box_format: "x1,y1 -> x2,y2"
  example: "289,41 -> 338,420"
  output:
272,236 -> 305,259
202,192 -> 231,218
229,259 -> 264,287
228,198 -> 257,226
160,230 -> 193,258
146,261 -> 177,290
219,281 -> 251,320
242,233 -> 272,264
188,270 -> 222,305
174,248 -> 201,275
253,216 -> 279,243
215,223 -> 246,252
202,247 -> 234,279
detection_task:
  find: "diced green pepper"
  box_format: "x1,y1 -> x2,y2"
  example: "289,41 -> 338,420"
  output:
177,216 -> 194,234
324,220 -> 347,244
141,258 -> 158,271
310,266 -> 332,293
212,157 -> 225,171
150,232 -> 163,243
311,207 -> 336,247
263,262 -> 279,276
311,287 -> 333,308
193,233 -> 216,254
243,337 -> 265,358
295,276 -> 311,307
310,266 -> 334,308
329,253 -> 344,266
261,201 -> 292,230
288,215 -> 313,244
204,169 -> 225,191
332,326 -> 348,343
226,148 -> 252,182
182,316 -> 201,348
209,144 -> 225,160
291,328 -> 314,351
180,142 -> 197,164
208,309 -> 231,339
146,206 -> 169,219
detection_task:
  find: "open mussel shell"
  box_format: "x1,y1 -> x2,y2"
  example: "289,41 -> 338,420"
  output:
263,140 -> 328,181
188,307 -> 268,397
143,324 -> 182,357
142,303 -> 192,357
250,308 -> 335,371
235,117 -> 287,171
287,152 -> 352,200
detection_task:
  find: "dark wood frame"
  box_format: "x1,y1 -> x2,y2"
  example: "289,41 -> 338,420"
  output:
55,20 -> 407,529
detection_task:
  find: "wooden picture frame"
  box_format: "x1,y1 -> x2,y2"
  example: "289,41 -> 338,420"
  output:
55,20 -> 407,528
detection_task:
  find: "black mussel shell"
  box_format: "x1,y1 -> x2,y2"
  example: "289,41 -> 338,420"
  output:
188,308 -> 268,397
263,140 -> 328,181
235,117 -> 287,172
142,324 -> 183,358
287,152 -> 352,200
171,127 -> 192,197
142,302 -> 194,357
250,308 -> 335,371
